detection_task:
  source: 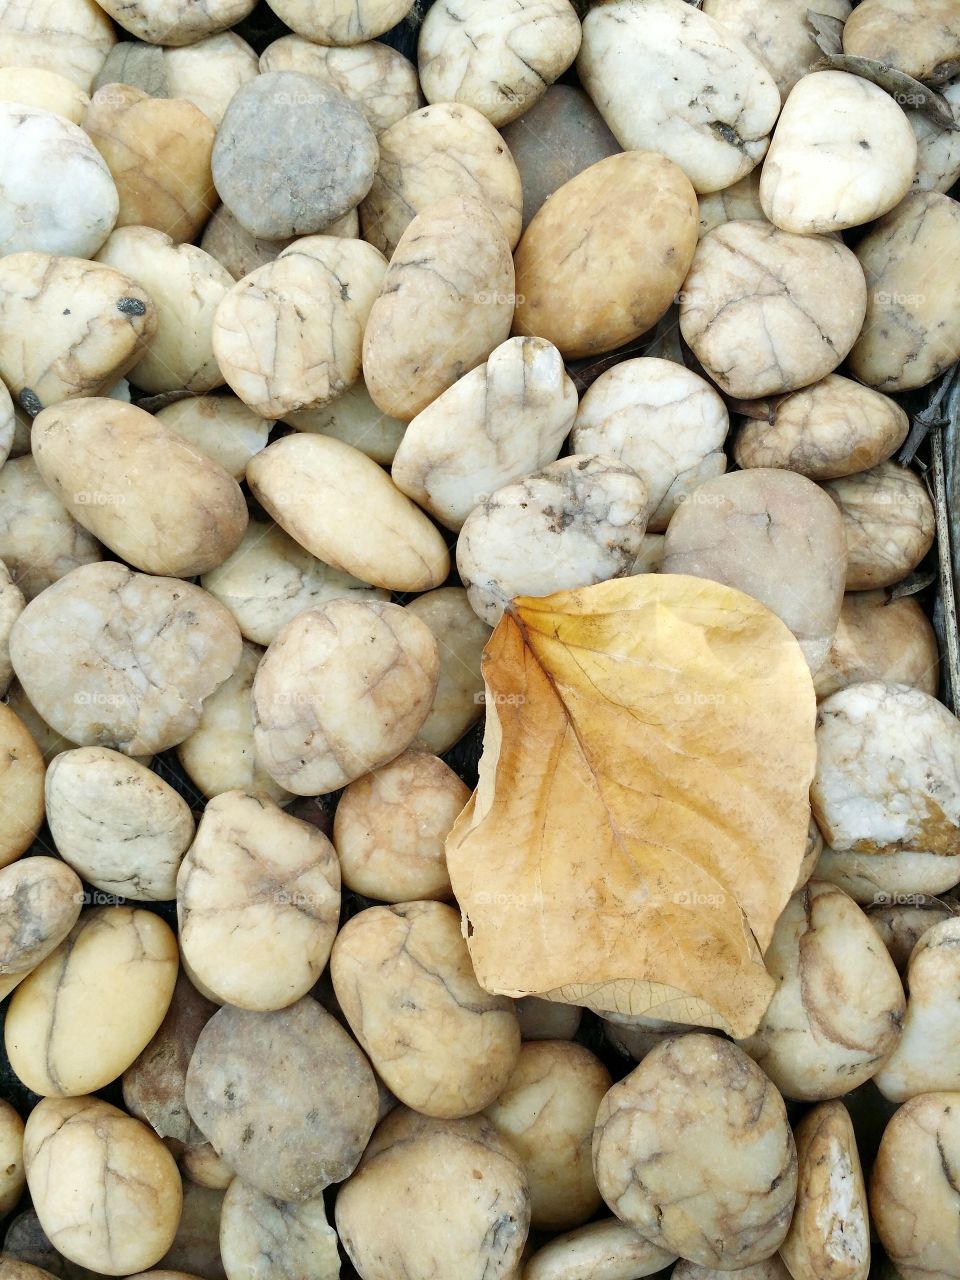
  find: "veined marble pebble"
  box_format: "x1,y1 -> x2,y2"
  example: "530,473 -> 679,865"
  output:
0,856 -> 82,1002
0,67 -> 90,123
162,32 -> 259,127
264,0 -> 415,45
284,378 -> 405,466
0,0 -> 116,91
821,462 -> 935,591
392,336 -> 577,532
523,1218 -> 677,1280
0,102 -> 118,258
843,0 -> 960,82
910,83 -> 960,193
578,0 -> 780,194
813,591 -> 939,701
815,847 -> 960,907
405,587 -> 490,754
457,455 -> 649,627
155,396 -> 269,480
698,169 -> 765,239
701,0 -> 852,97
93,0 -> 256,46
571,357 -> 729,531
220,1178 -> 339,1280
868,898 -> 956,972
0,703 -> 44,870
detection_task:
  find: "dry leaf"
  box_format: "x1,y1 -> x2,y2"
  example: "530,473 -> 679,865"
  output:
446,575 -> 817,1039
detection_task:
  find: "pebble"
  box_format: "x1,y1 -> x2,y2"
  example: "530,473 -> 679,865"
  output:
842,0 -> 960,81
92,0 -> 256,46
738,880 -> 905,1100
0,0 -> 116,91
335,1107 -> 530,1280
0,102 -> 118,258
759,72 -> 916,234
0,703 -> 44,869
733,374 -> 909,480
264,0 -> 415,45
333,748 -> 468,901
868,898 -> 956,972
815,847 -> 960,906
5,906 -> 178,1097
179,1143 -> 233,1191
698,169 -> 765,238
571,357 -> 729,531
592,1033 -> 797,1267
702,0 -> 852,97
578,0 -> 780,193
514,998 -> 582,1044
812,682 -> 960,857
0,455 -> 101,599
213,237 -> 387,418
185,997 -> 379,1201
161,32 -> 259,127
0,1098 -> 25,1215
514,152 -> 698,359
0,66 -> 90,123
154,396 -> 269,480
405,587 -> 490,754
178,790 -> 340,1010
910,83 -> 960,193
9,561 -> 242,755
45,747 -> 193,901
260,35 -> 420,136
212,72 -> 378,239
252,599 -> 439,795
392,335 -> 577,531
821,462 -> 935,590
32,399 -> 248,578
246,434 -> 450,593
219,1178 -> 339,1280
0,856 -> 82,1001
523,1218 -> 678,1280
418,0 -> 582,127
813,591 -> 939,701
0,559 -> 24,693
457,455 -> 649,626
680,221 -> 867,398
848,191 -> 960,392
283,378 -> 404,466
359,102 -> 523,258
83,85 -> 216,244
662,468 -> 847,673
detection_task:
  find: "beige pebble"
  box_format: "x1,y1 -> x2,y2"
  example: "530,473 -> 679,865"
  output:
162,31 -> 259,127
0,455 -> 101,600
405,587 -> 490,755
867,898 -> 956,972
283,379 -> 405,467
154,397 -> 269,481
815,847 -> 960,907
84,85 -> 216,243
178,790 -> 340,1011
701,0 -> 852,97
698,168 -> 765,238
822,462 -> 935,591
813,591 -> 939,701
0,1098 -> 25,1215
180,1143 -> 233,1191
0,375 -> 12,465
335,1106 -> 530,1280
0,856 -> 82,1001
524,1217 -> 677,1280
0,703 -> 44,870
24,1095 -> 182,1276
2,683 -> 76,766
219,1178 -> 339,1280
263,0 -> 414,45
334,749 -> 467,901
200,204 -> 358,282
0,0 -> 116,91
362,193 -> 515,421
5,906 -> 178,1097
185,997 -> 379,1201
910,82 -> 960,193
0,560 -> 24,695
247,434 -> 450,593
514,997 -> 582,1043
0,66 -> 89,122
93,0 -> 255,45
331,901 -> 521,1118
842,0 -> 960,82
592,1033 -> 797,1267
32,399 -> 248,578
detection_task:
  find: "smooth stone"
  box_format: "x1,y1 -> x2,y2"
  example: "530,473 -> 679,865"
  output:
213,72 -> 378,240
571,356 -> 729,531
734,374 -> 909,480
260,35 -> 420,136
179,1143 -> 233,1191
178,790 -> 340,1011
680,221 -> 867,398
0,252 -> 156,418
848,191 -> 960,392
362,194 -> 514,422
392,336 -> 577,532
812,682 -> 960,856
867,898 -> 956,972
253,599 -> 439,795
0,559 -> 24,693
874,918 -> 960,1101
122,971 -> 217,1147
457,455 -> 649,626
45,748 -> 193,901
0,0 -> 116,91
247,434 -> 450,593
284,378 -> 404,466
761,71 -> 916,234
96,227 -> 232,396
698,169 -> 765,238
213,237 -> 386,419
333,749 -> 468,901
870,1092 -> 960,1280
359,102 -> 522,258
162,32 -> 259,127
175,641 -> 292,806
813,591 -> 939,701
843,0 -> 960,82
738,881 -> 905,1100
592,1034 -> 797,1267
0,857 -> 82,1001
83,85 -> 216,243
513,152 -> 698,359
93,0 -> 255,46
185,997 -> 379,1201
264,0 -> 414,45
484,1040 -> 611,1231
815,847 -> 960,906
0,374 -> 12,465
0,1098 -> 25,1215
821,462 -> 935,590
9,561 -> 241,755
4,681 -> 78,765
578,0 -> 780,194
418,0 -> 581,128
631,533 -> 665,575
32,399 -> 248,578
219,1178 -> 338,1280
91,40 -> 167,98
779,1101 -> 870,1280
0,102 -> 117,257
200,203 -> 358,281
524,1219 -> 677,1280
0,455 -> 101,599
0,703 -> 44,869
5,906 -> 178,1097
0,1211 -> 91,1278
405,587 -> 490,754
24,1096 -> 182,1276
155,397 -> 269,480
0,67 -> 89,122
910,82 -> 960,192
662,468 -> 847,672
335,1107 -> 530,1280
514,997 -> 582,1043
156,1182 -> 224,1280
702,0 -> 852,96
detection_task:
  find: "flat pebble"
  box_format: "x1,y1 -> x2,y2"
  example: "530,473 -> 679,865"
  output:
0,0 -> 116,91
0,703 -> 44,869
0,856 -> 82,1001
813,591 -> 939,701
821,462 -> 935,590
523,1218 -> 677,1280
405,587 -> 490,754
0,456 -> 101,599
219,1178 -> 339,1280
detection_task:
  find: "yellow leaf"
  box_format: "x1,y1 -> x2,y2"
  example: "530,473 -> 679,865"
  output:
446,574 -> 817,1039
